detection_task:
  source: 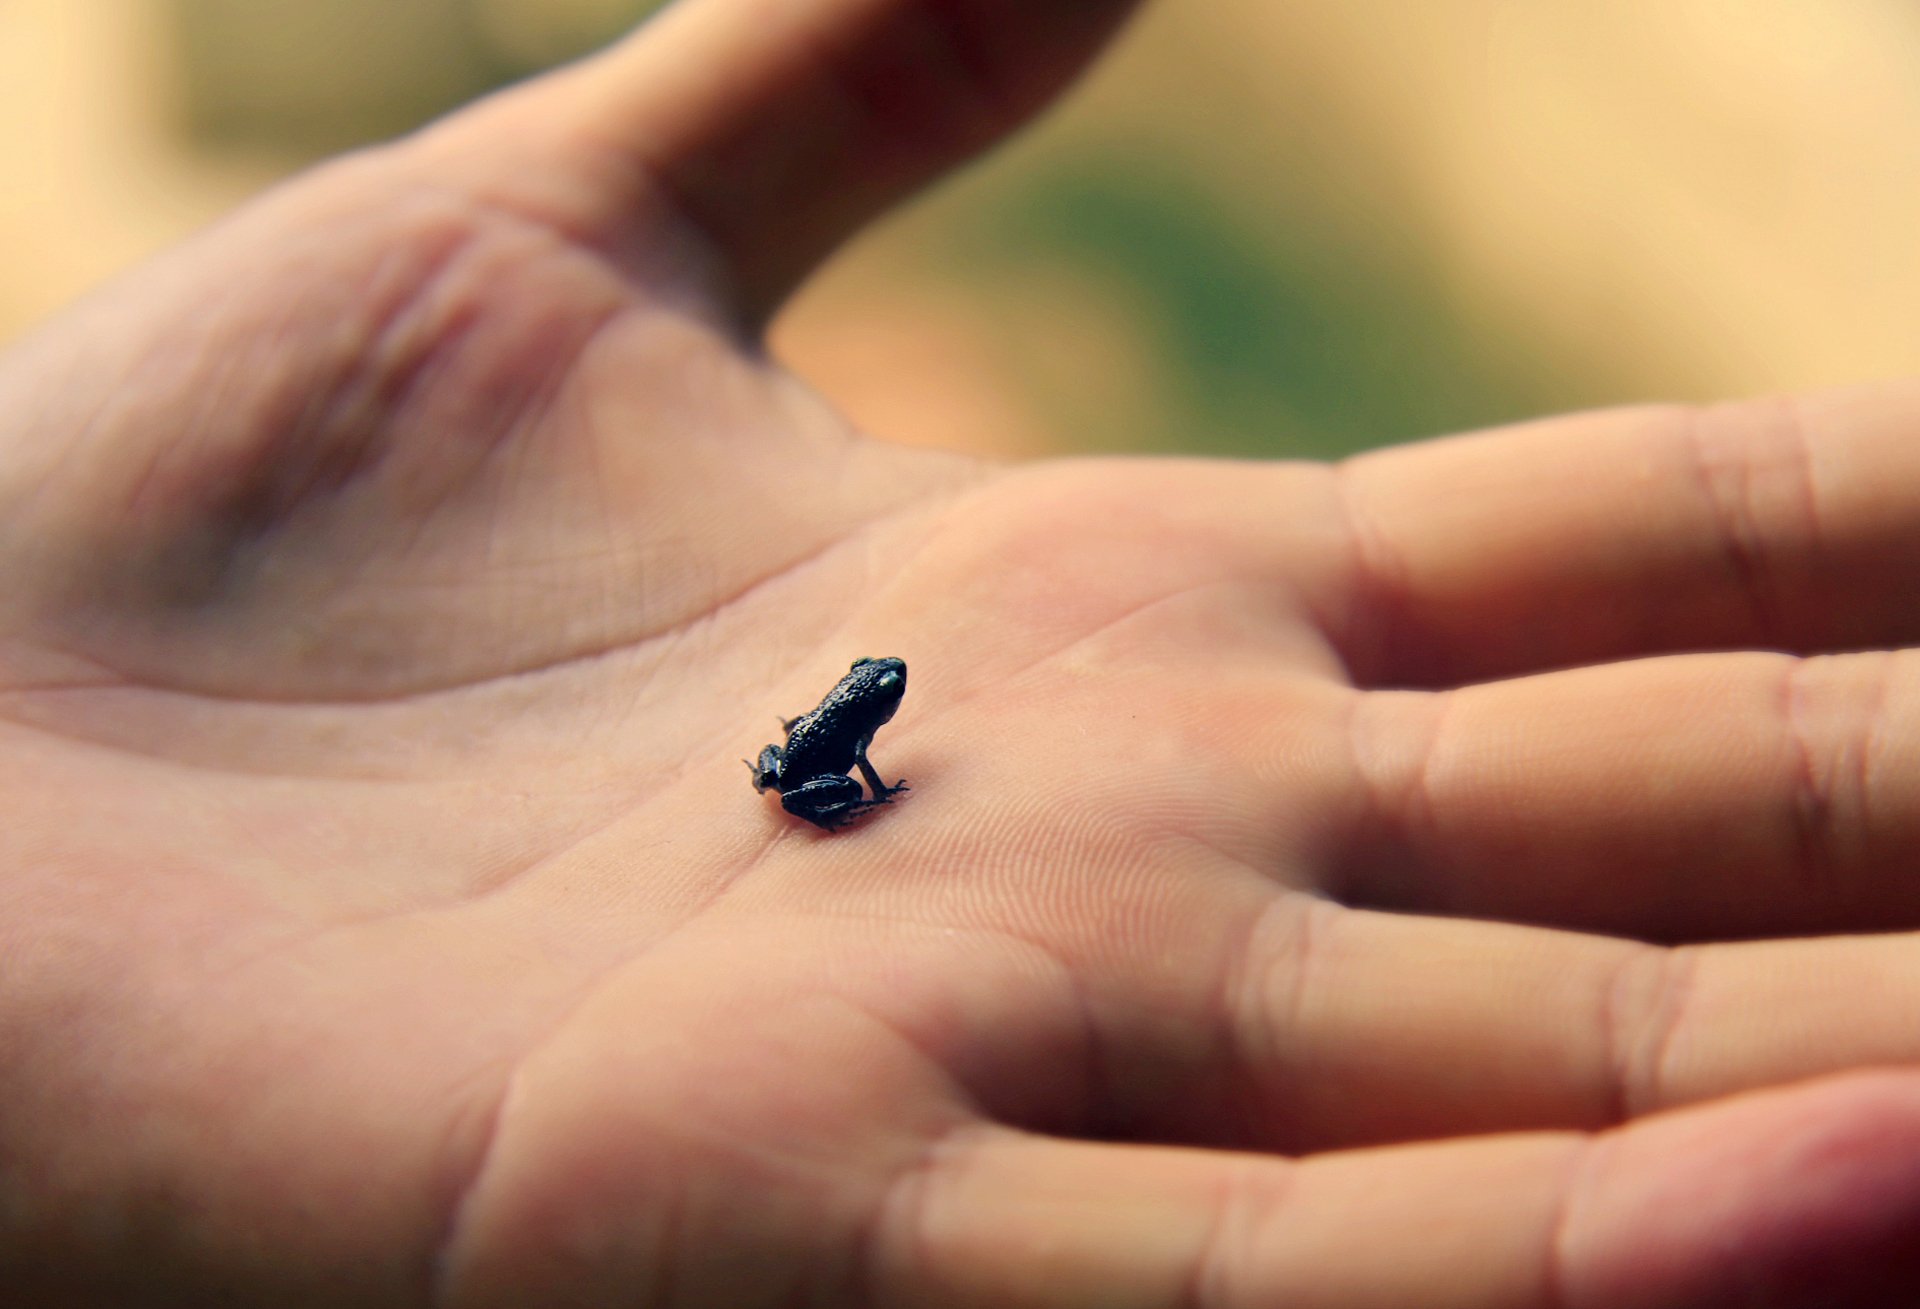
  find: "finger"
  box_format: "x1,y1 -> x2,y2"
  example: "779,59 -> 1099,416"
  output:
1210,899 -> 1920,1154
430,0 -> 1142,320
1337,647 -> 1920,940
1316,383 -> 1920,686
874,1072 -> 1920,1309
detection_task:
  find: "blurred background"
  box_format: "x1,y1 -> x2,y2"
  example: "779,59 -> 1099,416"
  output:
4,0 -> 1920,458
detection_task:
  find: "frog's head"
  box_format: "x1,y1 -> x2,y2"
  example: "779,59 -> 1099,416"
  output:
849,656 -> 908,725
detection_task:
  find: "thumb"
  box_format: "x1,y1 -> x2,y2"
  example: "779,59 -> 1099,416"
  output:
429,0 -> 1143,323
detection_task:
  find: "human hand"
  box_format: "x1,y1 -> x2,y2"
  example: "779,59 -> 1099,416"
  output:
8,1 -> 1920,1304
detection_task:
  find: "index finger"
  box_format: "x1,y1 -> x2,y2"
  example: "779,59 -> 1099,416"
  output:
1316,383 -> 1920,686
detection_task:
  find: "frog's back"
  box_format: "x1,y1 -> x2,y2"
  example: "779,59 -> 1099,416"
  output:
779,657 -> 907,781
782,711 -> 859,778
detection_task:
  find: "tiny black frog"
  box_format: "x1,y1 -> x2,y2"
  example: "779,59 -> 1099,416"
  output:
749,657 -> 910,830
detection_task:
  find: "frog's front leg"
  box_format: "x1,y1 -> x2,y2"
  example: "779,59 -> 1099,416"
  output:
777,773 -> 870,829
748,745 -> 785,794
853,742 -> 909,803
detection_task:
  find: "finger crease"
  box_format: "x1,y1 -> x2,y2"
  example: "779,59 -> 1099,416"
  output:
1542,1134 -> 1606,1309
1325,459 -> 1414,686
1219,893 -> 1314,1151
1602,942 -> 1699,1122
1678,399 -> 1810,647
1781,656 -> 1842,896
1185,1154 -> 1282,1309
860,1121 -> 992,1309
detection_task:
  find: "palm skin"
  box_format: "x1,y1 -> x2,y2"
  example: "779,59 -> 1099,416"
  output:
10,2 -> 1920,1305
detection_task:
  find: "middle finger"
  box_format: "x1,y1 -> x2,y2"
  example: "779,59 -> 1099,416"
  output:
1332,647 -> 1920,941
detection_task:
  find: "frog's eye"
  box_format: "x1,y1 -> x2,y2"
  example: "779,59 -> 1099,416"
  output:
851,657 -> 876,670
876,670 -> 902,691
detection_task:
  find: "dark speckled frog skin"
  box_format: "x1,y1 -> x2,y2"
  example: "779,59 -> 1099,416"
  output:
749,658 -> 909,829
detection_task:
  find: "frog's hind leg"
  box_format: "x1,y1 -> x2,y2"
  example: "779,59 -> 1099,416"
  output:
778,773 -> 867,829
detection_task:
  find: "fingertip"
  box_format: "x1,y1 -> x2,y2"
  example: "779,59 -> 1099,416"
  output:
425,0 -> 1144,321
1564,1070 -> 1920,1307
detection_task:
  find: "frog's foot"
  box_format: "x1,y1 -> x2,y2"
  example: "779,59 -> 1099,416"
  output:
855,756 -> 909,804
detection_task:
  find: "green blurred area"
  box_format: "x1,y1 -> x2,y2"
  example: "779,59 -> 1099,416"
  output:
953,155 -> 1596,458
169,0 -> 669,153
161,0 -> 1610,460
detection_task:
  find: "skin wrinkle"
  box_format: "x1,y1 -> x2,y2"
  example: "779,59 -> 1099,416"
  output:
464,726 -> 788,915
826,991 -> 981,1121
1778,649 -> 1900,913
1220,892 -> 1322,1154
1183,1153 -> 1267,1309
1597,942 -> 1670,1126
405,134 -> 740,326
294,221 -> 492,516
1778,390 -> 1827,577
1326,687 -> 1387,908
902,572 -> 1283,742
861,1119 -> 985,1309
426,1057 -> 522,1309
1540,1133 -> 1604,1309
113,278 -> 315,526
419,1055 -> 523,1308
423,943 -> 689,1309
0,703 -> 397,783
448,786 -> 650,906
18,469 -> 967,715
1781,654 -> 1842,901
779,911 -> 1106,1131
1324,457 -> 1414,688
356,283 -> 485,464
123,208 -> 481,552
700,989 -> 973,1309
1635,945 -> 1703,1120
361,725 -> 831,1305
575,328 -> 623,709
113,319 -> 250,533
1211,892 -> 1281,1152
41,144 -> 887,702
1856,648 -> 1895,860
0,329 -> 111,544
1401,686 -> 1460,913
1678,398 -> 1809,649
423,818 -> 975,1303
526,118 -> 750,326
802,522 -> 1227,745
3,893 -> 495,1302
347,293 -> 628,600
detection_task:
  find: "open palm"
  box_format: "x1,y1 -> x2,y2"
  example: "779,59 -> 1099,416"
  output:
9,2 -> 1920,1305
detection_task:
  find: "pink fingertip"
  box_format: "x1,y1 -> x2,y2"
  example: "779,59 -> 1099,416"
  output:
1563,1072 -> 1920,1308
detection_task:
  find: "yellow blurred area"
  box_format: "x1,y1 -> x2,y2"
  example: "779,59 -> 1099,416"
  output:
5,0 -> 1920,457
